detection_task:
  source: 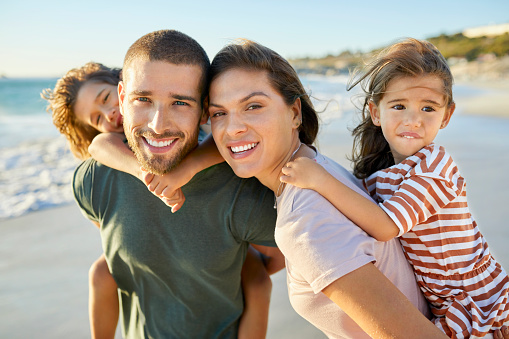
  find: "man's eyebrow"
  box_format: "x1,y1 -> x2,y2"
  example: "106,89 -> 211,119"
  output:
209,91 -> 269,108
130,91 -> 198,103
173,94 -> 198,103
131,90 -> 152,96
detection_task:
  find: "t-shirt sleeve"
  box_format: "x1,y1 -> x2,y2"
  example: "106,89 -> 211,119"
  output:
276,186 -> 376,294
72,158 -> 100,223
230,178 -> 278,247
380,147 -> 465,236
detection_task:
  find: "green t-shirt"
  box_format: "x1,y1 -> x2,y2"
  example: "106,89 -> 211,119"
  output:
73,159 -> 277,338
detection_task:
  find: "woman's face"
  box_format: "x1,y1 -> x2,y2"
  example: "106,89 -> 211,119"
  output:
209,68 -> 301,184
74,80 -> 124,133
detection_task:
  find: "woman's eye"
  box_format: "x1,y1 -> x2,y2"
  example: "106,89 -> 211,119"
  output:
103,93 -> 110,103
96,115 -> 102,125
210,111 -> 225,118
247,104 -> 261,110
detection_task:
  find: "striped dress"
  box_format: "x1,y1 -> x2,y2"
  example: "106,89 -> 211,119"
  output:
365,144 -> 509,338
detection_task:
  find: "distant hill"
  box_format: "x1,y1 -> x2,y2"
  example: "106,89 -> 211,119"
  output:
289,26 -> 509,79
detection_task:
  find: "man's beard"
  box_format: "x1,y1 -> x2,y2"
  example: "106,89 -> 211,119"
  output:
125,127 -> 199,176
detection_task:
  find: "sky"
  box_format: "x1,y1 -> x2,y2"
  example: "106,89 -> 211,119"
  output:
1,0 -> 508,77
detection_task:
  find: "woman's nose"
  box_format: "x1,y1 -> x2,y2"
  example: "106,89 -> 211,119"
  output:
225,112 -> 247,136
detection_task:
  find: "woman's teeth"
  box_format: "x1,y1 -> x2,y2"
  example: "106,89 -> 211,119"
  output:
231,143 -> 257,153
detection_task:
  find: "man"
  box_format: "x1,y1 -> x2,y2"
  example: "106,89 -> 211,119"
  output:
73,30 -> 282,338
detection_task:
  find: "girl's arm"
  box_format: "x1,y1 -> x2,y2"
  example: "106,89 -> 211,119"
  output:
322,263 -> 448,338
281,157 -> 399,242
88,132 -> 142,179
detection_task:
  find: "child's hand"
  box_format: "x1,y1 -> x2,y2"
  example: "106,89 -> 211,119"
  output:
280,157 -> 327,190
141,169 -> 186,213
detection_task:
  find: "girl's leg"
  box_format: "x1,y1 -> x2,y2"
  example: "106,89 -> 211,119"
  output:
238,246 -> 272,339
494,325 -> 509,339
89,254 -> 119,339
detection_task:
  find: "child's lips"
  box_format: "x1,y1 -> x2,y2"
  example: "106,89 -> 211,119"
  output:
399,132 -> 420,139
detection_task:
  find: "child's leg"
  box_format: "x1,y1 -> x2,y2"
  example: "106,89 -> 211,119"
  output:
494,325 -> 509,339
89,254 -> 119,339
238,246 -> 272,339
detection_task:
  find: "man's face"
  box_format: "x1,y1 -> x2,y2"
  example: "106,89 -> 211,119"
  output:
119,60 -> 206,175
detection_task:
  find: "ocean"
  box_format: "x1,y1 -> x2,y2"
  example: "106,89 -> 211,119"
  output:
0,76 -> 507,221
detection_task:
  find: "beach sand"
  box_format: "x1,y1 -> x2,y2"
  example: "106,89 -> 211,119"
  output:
1,80 -> 508,338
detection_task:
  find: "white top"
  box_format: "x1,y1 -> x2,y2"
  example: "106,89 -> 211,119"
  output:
275,151 -> 430,338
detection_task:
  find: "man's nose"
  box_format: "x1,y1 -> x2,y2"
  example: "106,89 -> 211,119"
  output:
148,105 -> 170,134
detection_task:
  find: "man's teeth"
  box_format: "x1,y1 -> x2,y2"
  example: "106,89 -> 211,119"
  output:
231,143 -> 257,153
146,138 -> 174,147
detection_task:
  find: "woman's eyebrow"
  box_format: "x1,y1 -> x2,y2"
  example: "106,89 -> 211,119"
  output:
209,91 -> 269,108
240,91 -> 269,103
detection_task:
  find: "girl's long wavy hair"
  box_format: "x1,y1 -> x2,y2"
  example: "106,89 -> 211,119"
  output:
347,38 -> 454,179
41,62 -> 121,160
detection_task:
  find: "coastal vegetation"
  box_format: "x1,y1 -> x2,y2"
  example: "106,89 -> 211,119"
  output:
289,31 -> 509,79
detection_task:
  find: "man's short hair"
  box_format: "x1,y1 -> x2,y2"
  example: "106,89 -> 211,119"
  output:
123,29 -> 210,102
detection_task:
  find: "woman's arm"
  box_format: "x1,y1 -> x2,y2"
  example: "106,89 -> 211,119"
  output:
282,157 -> 399,241
88,132 -> 142,179
322,263 -> 447,339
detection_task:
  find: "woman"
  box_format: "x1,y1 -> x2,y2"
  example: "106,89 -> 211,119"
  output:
207,39 -> 448,338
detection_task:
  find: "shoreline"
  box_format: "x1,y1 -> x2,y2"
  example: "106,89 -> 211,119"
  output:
454,78 -> 509,118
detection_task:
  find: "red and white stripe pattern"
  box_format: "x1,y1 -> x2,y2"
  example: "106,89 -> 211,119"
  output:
365,144 -> 509,338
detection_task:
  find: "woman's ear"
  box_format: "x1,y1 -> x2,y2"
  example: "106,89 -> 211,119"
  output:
291,97 -> 302,129
368,101 -> 381,126
440,102 -> 455,129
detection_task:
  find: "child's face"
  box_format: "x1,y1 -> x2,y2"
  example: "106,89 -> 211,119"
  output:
74,81 -> 124,134
369,75 -> 455,164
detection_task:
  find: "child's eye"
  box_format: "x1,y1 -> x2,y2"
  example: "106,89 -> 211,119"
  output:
392,104 -> 405,110
422,106 -> 435,112
96,115 -> 102,126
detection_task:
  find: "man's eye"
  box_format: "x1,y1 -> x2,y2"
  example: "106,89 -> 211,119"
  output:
137,97 -> 149,102
174,101 -> 187,106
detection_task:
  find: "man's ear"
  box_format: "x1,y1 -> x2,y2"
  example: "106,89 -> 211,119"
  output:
291,97 -> 302,129
200,96 -> 209,125
368,101 -> 381,126
118,81 -> 125,117
440,102 -> 455,129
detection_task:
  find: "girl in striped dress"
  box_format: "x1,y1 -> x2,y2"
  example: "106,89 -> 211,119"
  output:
281,38 -> 509,338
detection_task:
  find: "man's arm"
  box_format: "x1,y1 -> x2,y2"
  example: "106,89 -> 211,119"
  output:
322,263 -> 447,339
251,244 -> 285,275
